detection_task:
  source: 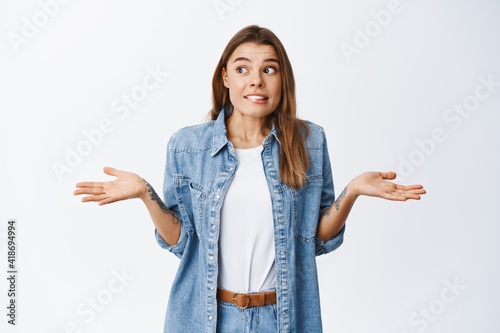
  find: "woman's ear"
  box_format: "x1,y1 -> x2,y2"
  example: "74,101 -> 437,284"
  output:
222,68 -> 229,88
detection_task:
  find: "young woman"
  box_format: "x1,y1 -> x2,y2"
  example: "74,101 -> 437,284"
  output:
74,25 -> 425,333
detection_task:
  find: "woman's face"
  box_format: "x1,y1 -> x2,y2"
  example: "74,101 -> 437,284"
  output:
222,42 -> 282,121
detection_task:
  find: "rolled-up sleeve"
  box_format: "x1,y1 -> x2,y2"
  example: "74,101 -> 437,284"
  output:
154,134 -> 189,259
315,224 -> 345,256
314,127 -> 346,256
155,225 -> 188,259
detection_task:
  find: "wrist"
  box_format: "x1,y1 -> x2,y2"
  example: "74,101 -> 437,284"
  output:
347,177 -> 361,199
138,178 -> 150,201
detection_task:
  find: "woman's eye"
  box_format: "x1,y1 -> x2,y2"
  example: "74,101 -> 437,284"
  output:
264,67 -> 277,74
236,67 -> 247,74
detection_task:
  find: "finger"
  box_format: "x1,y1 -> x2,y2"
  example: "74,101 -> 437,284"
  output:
397,192 -> 425,199
391,191 -> 424,200
384,188 -> 421,200
384,186 -> 425,200
394,188 -> 426,195
398,190 -> 423,199
81,194 -> 110,203
383,192 -> 407,201
410,189 -> 426,195
394,184 -> 424,191
103,166 -> 120,177
98,197 -> 117,206
73,188 -> 106,196
380,171 -> 397,180
75,181 -> 104,188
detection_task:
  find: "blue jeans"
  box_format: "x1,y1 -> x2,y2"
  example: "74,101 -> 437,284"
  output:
216,287 -> 278,333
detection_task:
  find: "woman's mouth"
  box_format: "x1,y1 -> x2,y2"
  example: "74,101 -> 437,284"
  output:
244,94 -> 269,103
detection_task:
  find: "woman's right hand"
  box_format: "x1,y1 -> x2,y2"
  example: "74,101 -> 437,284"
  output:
73,167 -> 148,206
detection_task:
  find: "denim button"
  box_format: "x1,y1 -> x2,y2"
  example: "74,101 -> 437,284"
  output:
268,162 -> 272,166
216,194 -> 220,199
229,167 -> 233,171
281,251 -> 285,255
211,286 -> 214,290
274,189 -> 278,193
209,315 -> 213,320
279,219 -> 283,223
282,282 -> 286,286
209,256 -> 214,260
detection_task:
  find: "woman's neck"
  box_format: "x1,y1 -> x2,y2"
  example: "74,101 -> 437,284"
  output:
225,111 -> 272,149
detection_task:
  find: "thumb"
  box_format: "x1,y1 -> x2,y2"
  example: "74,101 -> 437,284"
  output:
381,171 -> 397,180
103,166 -> 119,177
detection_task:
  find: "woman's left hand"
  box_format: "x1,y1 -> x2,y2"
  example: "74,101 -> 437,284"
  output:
349,171 -> 426,201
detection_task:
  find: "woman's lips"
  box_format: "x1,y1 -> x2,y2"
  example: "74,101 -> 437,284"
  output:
244,94 -> 269,104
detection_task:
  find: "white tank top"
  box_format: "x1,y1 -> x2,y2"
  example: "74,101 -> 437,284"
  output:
217,144 -> 277,293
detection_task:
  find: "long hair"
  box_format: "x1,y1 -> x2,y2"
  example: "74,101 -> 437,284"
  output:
207,25 -> 310,189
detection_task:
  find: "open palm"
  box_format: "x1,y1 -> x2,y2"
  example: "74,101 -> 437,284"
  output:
351,171 -> 425,201
73,167 -> 147,205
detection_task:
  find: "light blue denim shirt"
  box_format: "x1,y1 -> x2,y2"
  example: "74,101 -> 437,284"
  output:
155,107 -> 346,332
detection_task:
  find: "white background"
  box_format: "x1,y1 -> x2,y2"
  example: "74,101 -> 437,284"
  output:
1,0 -> 499,332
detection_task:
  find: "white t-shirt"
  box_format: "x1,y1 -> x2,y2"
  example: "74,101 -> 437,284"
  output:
217,144 -> 277,293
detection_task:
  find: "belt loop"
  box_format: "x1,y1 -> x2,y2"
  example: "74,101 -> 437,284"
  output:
258,291 -> 265,306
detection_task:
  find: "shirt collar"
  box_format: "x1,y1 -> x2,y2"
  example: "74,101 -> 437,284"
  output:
211,107 -> 281,157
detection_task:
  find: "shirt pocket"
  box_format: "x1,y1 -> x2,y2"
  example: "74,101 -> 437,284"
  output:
187,179 -> 210,236
173,177 -> 209,237
292,174 -> 324,241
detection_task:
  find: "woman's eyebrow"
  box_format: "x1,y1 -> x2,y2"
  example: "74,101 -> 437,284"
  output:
233,57 -> 279,64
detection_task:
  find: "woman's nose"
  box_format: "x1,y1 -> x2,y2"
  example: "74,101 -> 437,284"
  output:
250,72 -> 264,87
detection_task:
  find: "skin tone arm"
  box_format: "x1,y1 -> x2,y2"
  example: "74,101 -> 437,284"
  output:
73,167 -> 181,246
316,171 -> 426,242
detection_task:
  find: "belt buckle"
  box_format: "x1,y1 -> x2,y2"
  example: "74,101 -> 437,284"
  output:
233,293 -> 251,309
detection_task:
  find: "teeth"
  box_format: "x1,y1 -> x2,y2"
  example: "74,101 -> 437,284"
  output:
245,95 -> 267,100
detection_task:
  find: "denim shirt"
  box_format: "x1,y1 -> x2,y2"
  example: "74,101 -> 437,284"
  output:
155,108 -> 346,332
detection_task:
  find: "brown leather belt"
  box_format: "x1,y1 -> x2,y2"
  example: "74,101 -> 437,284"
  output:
217,287 -> 277,309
